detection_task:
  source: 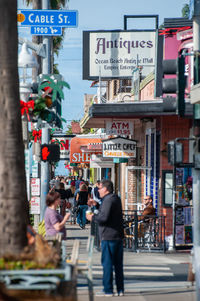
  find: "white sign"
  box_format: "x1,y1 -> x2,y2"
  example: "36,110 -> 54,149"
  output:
85,30 -> 156,79
31,178 -> 40,196
51,137 -> 71,160
103,137 -> 136,158
30,196 -> 40,214
32,160 -> 39,178
106,120 -> 133,136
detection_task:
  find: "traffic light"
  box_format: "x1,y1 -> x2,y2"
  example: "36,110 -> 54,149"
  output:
162,55 -> 186,117
41,144 -> 60,162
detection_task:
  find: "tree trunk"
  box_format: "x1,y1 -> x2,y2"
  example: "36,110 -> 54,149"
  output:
0,1 -> 28,256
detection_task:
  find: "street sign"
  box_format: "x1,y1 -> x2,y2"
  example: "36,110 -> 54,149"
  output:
17,9 -> 78,27
31,26 -> 62,36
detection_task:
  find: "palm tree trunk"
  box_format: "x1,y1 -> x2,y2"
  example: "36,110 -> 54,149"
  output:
0,1 -> 28,256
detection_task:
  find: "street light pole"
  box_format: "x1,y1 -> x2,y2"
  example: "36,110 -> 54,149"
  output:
42,0 -> 51,74
40,0 -> 52,221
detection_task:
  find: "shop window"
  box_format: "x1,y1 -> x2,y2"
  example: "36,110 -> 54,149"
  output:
119,79 -> 132,93
162,170 -> 173,206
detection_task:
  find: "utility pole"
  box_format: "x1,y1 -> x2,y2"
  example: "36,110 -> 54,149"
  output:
40,0 -> 51,220
192,1 -> 200,300
42,0 -> 51,74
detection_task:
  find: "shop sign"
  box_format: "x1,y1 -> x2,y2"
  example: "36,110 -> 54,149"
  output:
51,136 -> 72,160
71,152 -> 91,164
103,137 -> 136,158
83,30 -> 156,79
106,120 -> 133,136
31,178 -> 40,196
70,137 -> 102,164
30,196 -> 40,214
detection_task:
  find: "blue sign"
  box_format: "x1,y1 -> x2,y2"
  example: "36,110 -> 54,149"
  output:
31,26 -> 62,36
18,9 -> 78,27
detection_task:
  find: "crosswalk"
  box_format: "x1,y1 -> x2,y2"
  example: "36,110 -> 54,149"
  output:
91,264 -> 174,278
77,262 -> 190,293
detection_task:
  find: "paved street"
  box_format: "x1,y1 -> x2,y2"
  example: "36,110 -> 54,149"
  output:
65,223 -> 196,301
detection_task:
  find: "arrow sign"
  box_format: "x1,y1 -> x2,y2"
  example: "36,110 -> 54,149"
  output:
17,9 -> 78,27
31,26 -> 62,36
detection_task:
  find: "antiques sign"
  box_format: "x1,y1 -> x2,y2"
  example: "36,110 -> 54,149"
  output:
103,137 -> 136,158
106,120 -> 133,136
83,30 -> 156,79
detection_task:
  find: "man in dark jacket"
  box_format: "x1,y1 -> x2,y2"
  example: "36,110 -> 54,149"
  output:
86,179 -> 124,297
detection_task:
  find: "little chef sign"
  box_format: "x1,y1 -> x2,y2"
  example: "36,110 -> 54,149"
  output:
106,120 -> 133,136
103,137 -> 136,158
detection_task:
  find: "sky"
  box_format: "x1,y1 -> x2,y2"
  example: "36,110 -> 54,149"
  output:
18,0 -> 189,175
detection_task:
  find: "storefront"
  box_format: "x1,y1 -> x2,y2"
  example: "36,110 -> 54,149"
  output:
70,135 -> 115,184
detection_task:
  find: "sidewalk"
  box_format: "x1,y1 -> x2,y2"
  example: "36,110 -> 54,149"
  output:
65,222 -> 196,301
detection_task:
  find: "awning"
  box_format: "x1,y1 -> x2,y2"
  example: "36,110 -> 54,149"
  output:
90,154 -> 114,168
80,100 -> 193,129
70,137 -> 102,164
80,142 -> 102,153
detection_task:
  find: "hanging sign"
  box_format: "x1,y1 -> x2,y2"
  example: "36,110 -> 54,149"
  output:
51,136 -> 73,160
83,30 -> 156,79
106,120 -> 133,136
103,137 -> 136,158
70,137 -> 102,163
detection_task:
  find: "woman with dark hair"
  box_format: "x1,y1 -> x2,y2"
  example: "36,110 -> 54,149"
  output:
76,183 -> 88,229
44,190 -> 71,239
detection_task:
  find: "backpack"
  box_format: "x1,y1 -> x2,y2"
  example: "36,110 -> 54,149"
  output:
38,220 -> 46,237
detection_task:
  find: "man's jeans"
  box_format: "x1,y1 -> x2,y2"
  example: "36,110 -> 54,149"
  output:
101,240 -> 124,294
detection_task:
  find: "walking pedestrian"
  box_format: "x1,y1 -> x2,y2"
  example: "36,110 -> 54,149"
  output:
86,179 -> 124,297
76,183 -> 88,229
55,182 -> 70,217
44,190 -> 71,240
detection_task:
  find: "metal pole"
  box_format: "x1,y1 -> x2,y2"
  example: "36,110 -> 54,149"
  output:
40,127 -> 50,221
42,0 -> 51,74
193,2 -> 200,300
172,163 -> 176,251
40,0 -> 51,221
